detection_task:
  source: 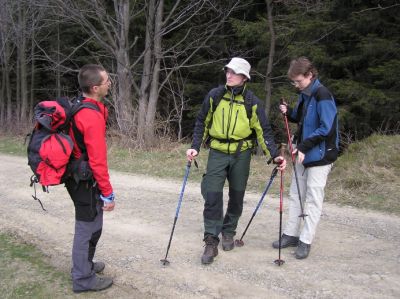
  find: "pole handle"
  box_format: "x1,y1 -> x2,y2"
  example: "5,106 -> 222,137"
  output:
279,143 -> 287,157
280,98 -> 288,116
187,159 -> 199,169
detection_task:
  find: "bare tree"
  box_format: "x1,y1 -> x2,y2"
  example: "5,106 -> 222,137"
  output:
49,0 -> 141,135
138,0 -> 245,147
163,67 -> 189,142
0,0 -> 49,127
0,1 -> 8,124
16,0 -> 29,123
37,0 -> 247,147
262,0 -> 335,116
0,0 -> 16,126
264,0 -> 276,116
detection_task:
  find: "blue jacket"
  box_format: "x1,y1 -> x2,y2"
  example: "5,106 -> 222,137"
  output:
287,79 -> 339,167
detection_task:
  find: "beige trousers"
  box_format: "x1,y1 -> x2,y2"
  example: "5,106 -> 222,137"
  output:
283,162 -> 332,244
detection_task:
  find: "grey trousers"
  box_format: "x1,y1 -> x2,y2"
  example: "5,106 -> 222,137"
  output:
71,203 -> 103,291
65,178 -> 103,291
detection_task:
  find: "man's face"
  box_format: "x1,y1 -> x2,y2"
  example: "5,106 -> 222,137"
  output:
290,72 -> 312,91
95,71 -> 111,98
225,68 -> 247,87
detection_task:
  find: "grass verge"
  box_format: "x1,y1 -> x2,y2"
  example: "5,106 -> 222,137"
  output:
106,141 -> 281,193
1,132 -> 399,215
0,233 -> 71,298
326,133 -> 400,215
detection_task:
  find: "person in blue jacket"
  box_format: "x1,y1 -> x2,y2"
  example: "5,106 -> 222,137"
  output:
272,57 -> 339,259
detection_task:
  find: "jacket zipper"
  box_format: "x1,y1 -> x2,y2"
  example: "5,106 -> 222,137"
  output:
226,93 -> 234,138
222,108 -> 225,134
225,92 -> 234,154
231,109 -> 239,135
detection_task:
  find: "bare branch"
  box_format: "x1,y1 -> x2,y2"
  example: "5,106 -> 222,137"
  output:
352,3 -> 400,14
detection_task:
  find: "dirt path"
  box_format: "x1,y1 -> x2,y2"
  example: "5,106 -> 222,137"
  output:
1,154 -> 399,298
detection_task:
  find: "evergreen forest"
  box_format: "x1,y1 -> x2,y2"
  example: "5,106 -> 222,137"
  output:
1,0 -> 399,148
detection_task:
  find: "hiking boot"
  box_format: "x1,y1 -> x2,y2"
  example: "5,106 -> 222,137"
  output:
201,236 -> 219,265
221,234 -> 234,251
73,276 -> 113,293
295,240 -> 311,259
93,261 -> 105,273
272,234 -> 299,249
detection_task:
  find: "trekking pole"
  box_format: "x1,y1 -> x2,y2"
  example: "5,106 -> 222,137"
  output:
280,98 -> 307,219
160,159 -> 197,266
235,166 -> 279,247
274,143 -> 286,266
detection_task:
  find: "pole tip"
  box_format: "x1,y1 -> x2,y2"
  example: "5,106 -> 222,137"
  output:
160,259 -> 170,266
235,239 -> 244,247
274,259 -> 285,266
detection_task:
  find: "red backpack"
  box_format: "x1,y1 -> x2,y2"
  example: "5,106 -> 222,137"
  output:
27,96 -> 99,208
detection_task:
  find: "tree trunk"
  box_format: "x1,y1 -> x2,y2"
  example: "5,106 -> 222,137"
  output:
264,0 -> 275,117
56,23 -> 61,98
5,43 -> 12,124
18,2 -> 28,124
0,2 -> 11,125
137,0 -> 155,146
114,0 -> 134,135
29,23 -> 35,122
115,49 -> 134,134
0,66 -> 5,126
144,0 -> 164,146
16,51 -> 21,124
177,93 -> 184,141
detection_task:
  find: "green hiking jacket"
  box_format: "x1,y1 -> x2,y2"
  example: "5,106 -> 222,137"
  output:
191,85 -> 279,158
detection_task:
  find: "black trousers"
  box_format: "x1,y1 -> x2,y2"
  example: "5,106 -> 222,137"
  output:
201,149 -> 251,238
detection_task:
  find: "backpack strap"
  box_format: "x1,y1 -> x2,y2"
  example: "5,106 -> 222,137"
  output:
69,97 -> 100,156
68,98 -> 101,185
206,85 -> 226,129
242,89 -> 254,120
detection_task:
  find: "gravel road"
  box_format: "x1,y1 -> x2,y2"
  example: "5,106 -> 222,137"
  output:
0,154 -> 399,298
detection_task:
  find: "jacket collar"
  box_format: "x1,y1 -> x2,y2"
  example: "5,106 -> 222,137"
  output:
225,84 -> 246,96
82,97 -> 108,120
301,78 -> 320,97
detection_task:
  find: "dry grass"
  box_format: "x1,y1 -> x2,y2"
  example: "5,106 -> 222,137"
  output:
326,134 -> 400,215
1,132 -> 399,215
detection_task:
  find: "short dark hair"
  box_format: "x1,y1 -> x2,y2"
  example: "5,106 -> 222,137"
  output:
78,64 -> 106,93
287,57 -> 318,79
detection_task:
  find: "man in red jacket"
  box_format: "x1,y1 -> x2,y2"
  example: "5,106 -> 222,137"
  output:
65,64 -> 115,293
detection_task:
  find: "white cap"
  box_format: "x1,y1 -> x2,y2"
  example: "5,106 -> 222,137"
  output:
224,57 -> 251,80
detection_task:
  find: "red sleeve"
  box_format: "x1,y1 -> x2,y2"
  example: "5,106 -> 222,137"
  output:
73,105 -> 113,196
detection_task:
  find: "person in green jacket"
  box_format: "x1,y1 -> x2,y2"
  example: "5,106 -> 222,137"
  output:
186,57 -> 286,265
